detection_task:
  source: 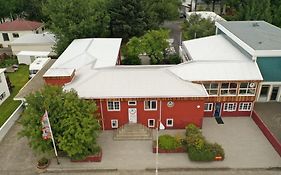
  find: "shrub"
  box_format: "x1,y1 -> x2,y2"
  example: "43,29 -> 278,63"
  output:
38,157 -> 49,166
211,143 -> 225,159
185,123 -> 201,137
158,134 -> 181,150
188,143 -> 216,161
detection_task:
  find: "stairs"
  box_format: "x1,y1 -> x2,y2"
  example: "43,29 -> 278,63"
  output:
113,123 -> 152,140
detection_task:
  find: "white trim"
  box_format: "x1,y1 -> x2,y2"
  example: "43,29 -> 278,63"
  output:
144,100 -> 157,111
107,100 -> 120,111
204,103 -> 213,112
128,100 -> 137,106
111,119 -> 118,128
166,118 -> 173,127
238,102 -> 252,111
223,102 -> 237,112
148,119 -> 155,127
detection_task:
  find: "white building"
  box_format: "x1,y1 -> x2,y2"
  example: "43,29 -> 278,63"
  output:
16,51 -> 50,65
0,69 -> 10,105
0,19 -> 44,48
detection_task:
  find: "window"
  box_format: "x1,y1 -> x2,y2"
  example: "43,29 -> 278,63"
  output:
203,83 -> 219,95
128,101 -> 137,106
12,33 -> 19,38
204,103 -> 213,111
166,119 -> 173,127
220,83 -> 237,96
223,103 -> 237,111
107,101 -> 120,111
148,119 -> 155,127
144,100 -> 157,110
2,33 -> 9,41
0,92 -> 6,101
239,102 -> 252,111
239,82 -> 256,95
111,119 -> 118,128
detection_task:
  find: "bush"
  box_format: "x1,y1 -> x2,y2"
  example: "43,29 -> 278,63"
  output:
122,55 -> 141,65
188,143 -> 216,161
38,157 -> 49,166
158,134 -> 181,150
185,123 -> 201,136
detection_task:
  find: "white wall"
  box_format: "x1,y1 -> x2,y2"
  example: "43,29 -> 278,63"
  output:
11,44 -> 56,56
0,71 -> 10,105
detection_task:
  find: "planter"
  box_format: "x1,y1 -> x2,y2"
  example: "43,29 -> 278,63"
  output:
37,159 -> 50,169
214,156 -> 223,161
152,146 -> 186,153
71,150 -> 102,162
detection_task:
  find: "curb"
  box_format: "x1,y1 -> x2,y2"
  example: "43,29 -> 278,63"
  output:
45,168 -> 117,174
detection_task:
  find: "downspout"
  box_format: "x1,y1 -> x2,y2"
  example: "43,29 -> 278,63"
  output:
99,99 -> 105,131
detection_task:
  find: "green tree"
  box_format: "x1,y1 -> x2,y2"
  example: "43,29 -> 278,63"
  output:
108,0 -> 147,41
182,14 -> 215,40
19,86 -> 100,160
43,0 -> 110,55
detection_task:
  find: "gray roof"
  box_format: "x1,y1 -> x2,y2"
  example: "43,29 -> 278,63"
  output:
217,21 -> 281,50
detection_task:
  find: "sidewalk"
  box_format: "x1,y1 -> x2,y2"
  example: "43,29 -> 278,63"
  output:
46,117 -> 281,173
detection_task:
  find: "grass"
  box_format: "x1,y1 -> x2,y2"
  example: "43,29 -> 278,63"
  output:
0,65 -> 29,126
0,57 -> 18,68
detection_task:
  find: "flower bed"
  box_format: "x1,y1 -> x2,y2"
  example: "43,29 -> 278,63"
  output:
71,150 -> 102,162
152,145 -> 186,153
152,134 -> 186,153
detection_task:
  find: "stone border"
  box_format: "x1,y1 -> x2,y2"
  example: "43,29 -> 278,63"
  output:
252,111 -> 281,157
0,102 -> 23,142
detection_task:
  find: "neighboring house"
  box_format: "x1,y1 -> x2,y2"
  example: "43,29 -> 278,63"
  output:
16,51 -> 50,65
215,21 -> 281,102
186,11 -> 225,22
0,69 -> 10,105
11,32 -> 56,56
0,19 -> 44,48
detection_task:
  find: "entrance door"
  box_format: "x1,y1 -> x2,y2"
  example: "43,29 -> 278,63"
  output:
128,108 -> 137,123
259,85 -> 270,101
270,87 -> 279,101
213,103 -> 221,118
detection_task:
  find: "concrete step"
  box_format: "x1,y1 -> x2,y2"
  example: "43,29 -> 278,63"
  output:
113,123 -> 152,140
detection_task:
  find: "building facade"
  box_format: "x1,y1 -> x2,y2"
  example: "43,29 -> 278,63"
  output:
0,69 -> 10,105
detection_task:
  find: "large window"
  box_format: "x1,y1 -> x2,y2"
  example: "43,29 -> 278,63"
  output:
107,101 -> 120,111
239,82 -> 256,95
223,103 -> 237,112
2,33 -> 9,41
144,100 -> 157,110
239,102 -> 252,111
203,83 -> 219,95
204,103 -> 213,111
220,83 -> 237,96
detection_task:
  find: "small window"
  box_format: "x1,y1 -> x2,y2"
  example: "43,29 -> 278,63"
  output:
144,100 -> 157,110
12,33 -> 19,38
220,83 -> 237,96
238,102 -> 252,111
0,92 -> 6,101
128,101 -> 137,106
166,119 -> 173,127
2,33 -> 9,41
204,103 -> 213,111
111,119 -> 118,128
223,103 -> 237,112
107,101 -> 120,111
148,119 -> 155,127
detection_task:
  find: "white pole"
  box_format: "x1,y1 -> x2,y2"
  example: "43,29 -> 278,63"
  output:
156,100 -> 162,175
46,111 -> 60,164
100,100 -> 105,131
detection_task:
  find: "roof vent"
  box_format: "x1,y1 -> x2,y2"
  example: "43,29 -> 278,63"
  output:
252,22 -> 259,27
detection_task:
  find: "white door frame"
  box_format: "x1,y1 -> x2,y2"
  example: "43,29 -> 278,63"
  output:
128,108 -> 137,123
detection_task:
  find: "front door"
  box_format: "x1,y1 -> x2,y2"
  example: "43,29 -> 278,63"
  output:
128,108 -> 137,123
213,103 -> 221,118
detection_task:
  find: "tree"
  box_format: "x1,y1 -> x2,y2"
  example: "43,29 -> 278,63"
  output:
19,86 -> 101,160
108,0 -> 147,41
43,0 -> 110,55
182,14 -> 215,40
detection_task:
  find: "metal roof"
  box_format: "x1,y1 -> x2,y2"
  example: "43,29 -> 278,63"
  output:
257,57 -> 281,81
11,33 -> 56,45
216,21 -> 281,51
17,51 -> 50,56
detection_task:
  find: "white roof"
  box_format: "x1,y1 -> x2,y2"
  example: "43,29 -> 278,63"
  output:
0,68 -> 6,74
29,57 -> 51,70
183,35 -> 250,61
64,66 -> 207,99
186,11 -> 225,22
44,68 -> 75,77
17,51 -> 50,56
11,33 -> 56,45
169,61 -> 263,81
50,38 -> 122,70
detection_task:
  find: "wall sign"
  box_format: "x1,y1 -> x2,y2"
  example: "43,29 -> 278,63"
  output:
167,101 -> 174,107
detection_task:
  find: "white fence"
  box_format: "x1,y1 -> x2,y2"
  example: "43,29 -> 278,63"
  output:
0,102 -> 24,142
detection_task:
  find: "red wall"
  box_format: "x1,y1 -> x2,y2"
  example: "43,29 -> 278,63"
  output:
204,101 -> 252,117
44,76 -> 73,86
96,99 -> 204,130
252,111 -> 281,157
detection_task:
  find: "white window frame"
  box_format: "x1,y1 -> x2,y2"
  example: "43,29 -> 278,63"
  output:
204,103 -> 213,111
166,118 -> 173,127
111,119 -> 118,128
107,101 -> 120,111
223,103 -> 237,112
238,102 -> 252,111
128,100 -> 137,106
239,82 -> 256,96
148,119 -> 155,127
220,83 -> 238,96
144,100 -> 157,111
203,83 -> 219,96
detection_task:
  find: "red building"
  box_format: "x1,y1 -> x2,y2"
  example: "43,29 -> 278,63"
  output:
43,36 -> 263,130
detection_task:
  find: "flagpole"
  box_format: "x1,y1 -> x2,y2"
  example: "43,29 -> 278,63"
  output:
46,111 -> 60,165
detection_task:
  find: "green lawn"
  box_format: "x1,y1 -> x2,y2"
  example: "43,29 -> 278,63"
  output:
0,65 -> 29,126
